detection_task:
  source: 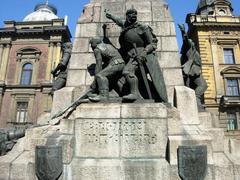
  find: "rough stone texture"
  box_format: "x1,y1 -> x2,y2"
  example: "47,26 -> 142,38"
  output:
68,159 -> 170,180
9,151 -> 36,180
51,87 -> 74,118
69,53 -> 95,69
161,37 -> 179,51
167,108 -> 184,135
0,138 -> 25,180
227,155 -> 240,180
121,103 -> 167,119
213,153 -> 235,180
57,135 -> 75,164
74,103 -> 168,159
72,38 -> 89,53
152,1 -> 173,22
24,126 -> 51,152
163,68 -> 184,86
158,51 -> 181,68
66,69 -> 87,87
228,138 -> 240,157
174,86 -> 200,125
73,103 -> 121,119
59,119 -> 75,135
199,112 -> 213,129
36,112 -> 51,125
206,129 -> 224,152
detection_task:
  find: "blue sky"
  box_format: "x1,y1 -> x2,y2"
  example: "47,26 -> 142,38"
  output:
0,0 -> 239,47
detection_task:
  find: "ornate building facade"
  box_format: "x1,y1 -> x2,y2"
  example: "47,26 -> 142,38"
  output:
0,3 -> 71,128
186,0 -> 240,133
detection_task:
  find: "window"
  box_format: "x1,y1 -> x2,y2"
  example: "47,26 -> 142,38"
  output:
218,9 -> 226,16
224,48 -> 235,64
227,112 -> 238,130
226,79 -> 239,96
16,102 -> 28,123
20,63 -> 32,85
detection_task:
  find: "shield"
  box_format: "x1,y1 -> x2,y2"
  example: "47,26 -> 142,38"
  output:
35,145 -> 63,180
178,145 -> 207,180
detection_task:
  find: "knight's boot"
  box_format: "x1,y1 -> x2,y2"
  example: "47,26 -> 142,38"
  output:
89,89 -> 109,102
117,76 -> 126,93
123,75 -> 140,101
89,74 -> 109,102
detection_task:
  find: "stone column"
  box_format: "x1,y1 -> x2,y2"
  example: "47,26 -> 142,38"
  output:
210,38 -> 223,97
45,42 -> 54,81
0,44 -> 11,82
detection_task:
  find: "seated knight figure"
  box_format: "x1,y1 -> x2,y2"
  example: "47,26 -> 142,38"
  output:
178,24 -> 208,111
51,42 -> 72,93
105,8 -> 168,102
88,38 -> 125,102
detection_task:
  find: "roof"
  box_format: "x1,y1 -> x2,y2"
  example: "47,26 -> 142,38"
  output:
196,0 -> 232,14
23,3 -> 59,22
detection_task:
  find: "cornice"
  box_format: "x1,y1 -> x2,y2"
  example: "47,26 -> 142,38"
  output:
0,26 -> 71,39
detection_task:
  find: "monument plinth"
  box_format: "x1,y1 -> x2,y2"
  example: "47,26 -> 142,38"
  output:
0,0 -> 239,180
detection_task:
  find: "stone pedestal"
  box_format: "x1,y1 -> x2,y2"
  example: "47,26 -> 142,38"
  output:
63,103 -> 170,179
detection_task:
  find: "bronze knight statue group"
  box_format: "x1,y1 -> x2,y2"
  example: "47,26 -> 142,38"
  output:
51,8 -> 208,121
87,8 -> 168,103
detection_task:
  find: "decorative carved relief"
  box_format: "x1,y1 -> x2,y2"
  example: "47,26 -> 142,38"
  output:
212,31 -> 221,36
210,37 -> 218,45
16,47 -> 41,62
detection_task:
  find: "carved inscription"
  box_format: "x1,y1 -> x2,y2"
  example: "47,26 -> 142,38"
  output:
82,120 -> 157,146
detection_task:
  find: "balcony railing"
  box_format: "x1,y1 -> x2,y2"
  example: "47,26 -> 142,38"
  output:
187,14 -> 240,24
219,95 -> 240,112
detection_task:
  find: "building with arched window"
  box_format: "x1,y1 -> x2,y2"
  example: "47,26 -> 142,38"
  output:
0,3 -> 71,128
20,63 -> 33,85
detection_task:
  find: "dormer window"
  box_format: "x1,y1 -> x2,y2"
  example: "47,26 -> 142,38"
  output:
218,9 -> 226,16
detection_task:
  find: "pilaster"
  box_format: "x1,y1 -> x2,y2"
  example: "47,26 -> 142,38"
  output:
45,42 -> 54,81
0,44 -> 4,69
210,37 -> 223,99
55,42 -> 62,66
0,44 -> 11,82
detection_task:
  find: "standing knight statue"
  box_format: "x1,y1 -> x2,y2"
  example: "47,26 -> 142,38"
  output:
51,42 -> 72,93
178,24 -> 208,112
105,8 -> 168,102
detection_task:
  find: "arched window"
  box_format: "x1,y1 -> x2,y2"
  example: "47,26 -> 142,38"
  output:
20,63 -> 33,85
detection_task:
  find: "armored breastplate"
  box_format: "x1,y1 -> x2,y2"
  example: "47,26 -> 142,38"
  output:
98,44 -> 121,60
119,28 -> 145,52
